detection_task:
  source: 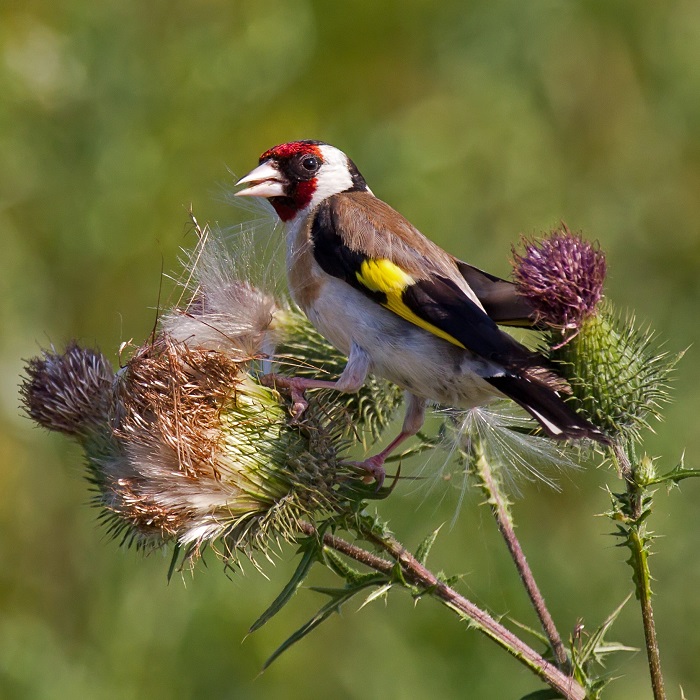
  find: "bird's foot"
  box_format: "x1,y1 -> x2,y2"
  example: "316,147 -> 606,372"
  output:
260,374 -> 309,421
344,455 -> 387,490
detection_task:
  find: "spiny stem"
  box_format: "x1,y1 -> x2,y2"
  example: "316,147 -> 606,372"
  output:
471,440 -> 569,670
298,521 -> 586,700
628,523 -> 665,700
614,443 -> 666,700
300,521 -> 394,573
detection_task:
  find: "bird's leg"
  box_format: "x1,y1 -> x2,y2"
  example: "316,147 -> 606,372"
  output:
348,394 -> 426,488
261,342 -> 371,420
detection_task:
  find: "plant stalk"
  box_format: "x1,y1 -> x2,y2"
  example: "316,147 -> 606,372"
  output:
614,443 -> 666,700
471,440 -> 569,669
627,521 -> 665,700
299,521 -> 586,700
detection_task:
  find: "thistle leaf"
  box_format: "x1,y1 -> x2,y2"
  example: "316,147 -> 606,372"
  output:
262,579 -> 385,670
249,541 -> 321,633
573,594 -> 635,669
415,525 -> 443,566
359,582 -> 394,609
321,547 -> 389,587
646,453 -> 700,486
508,617 -> 550,648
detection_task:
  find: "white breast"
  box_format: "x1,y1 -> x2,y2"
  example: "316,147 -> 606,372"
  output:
305,275 -> 500,408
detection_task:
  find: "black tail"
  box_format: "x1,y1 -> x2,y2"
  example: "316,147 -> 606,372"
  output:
486,375 -> 610,444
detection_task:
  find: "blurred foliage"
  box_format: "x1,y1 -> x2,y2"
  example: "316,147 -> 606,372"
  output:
4,1 -> 700,698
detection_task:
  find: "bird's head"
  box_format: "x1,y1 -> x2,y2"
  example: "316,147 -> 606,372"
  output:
235,140 -> 367,222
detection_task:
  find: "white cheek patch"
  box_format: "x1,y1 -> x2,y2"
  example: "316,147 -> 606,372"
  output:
305,145 -> 356,210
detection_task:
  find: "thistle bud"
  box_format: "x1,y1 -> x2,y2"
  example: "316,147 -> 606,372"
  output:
546,311 -> 675,443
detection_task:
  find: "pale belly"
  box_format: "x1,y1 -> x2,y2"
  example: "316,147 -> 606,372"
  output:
299,277 -> 502,408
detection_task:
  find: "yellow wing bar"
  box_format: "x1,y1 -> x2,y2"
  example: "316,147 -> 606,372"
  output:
356,259 -> 466,349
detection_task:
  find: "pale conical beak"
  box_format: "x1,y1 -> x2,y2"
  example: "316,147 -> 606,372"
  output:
234,161 -> 287,198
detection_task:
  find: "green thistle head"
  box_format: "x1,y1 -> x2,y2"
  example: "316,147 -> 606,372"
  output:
546,309 -> 677,444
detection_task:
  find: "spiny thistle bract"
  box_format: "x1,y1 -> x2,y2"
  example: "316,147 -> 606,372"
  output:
274,307 -> 404,445
545,309 -> 677,444
512,227 -> 676,444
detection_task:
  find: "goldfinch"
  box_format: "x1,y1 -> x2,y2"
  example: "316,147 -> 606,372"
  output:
235,140 -> 607,484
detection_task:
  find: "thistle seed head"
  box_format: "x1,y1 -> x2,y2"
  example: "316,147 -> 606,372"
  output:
22,335 -> 368,564
162,217 -> 281,361
20,214 -> 405,566
164,215 -> 403,445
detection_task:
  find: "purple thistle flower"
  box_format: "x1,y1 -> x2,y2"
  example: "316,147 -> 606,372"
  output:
512,225 -> 606,340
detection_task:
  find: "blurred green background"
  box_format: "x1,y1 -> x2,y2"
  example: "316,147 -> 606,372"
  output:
3,1 -> 700,698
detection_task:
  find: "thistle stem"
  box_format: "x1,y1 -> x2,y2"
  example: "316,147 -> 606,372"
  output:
628,521 -> 665,700
471,439 -> 569,670
614,443 -> 666,700
299,521 -> 585,700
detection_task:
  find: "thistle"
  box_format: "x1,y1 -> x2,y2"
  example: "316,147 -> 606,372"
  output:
164,217 -> 404,445
19,222 -> 401,566
21,335 -> 367,563
512,226 -> 676,444
21,342 -> 115,439
19,210 -> 687,698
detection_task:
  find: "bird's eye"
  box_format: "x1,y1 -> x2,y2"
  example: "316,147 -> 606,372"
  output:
289,153 -> 321,180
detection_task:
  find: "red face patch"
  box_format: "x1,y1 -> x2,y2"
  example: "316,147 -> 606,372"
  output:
259,140 -> 323,163
271,180 -> 316,221
258,141 -> 325,221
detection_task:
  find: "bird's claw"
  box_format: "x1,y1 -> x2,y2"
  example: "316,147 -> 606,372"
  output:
260,374 -> 309,421
344,456 -> 386,490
